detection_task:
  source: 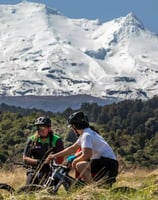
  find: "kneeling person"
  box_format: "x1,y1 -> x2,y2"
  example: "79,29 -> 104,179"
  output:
45,112 -> 118,186
23,116 -> 64,185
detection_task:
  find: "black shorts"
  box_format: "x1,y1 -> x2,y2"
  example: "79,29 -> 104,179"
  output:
90,157 -> 119,184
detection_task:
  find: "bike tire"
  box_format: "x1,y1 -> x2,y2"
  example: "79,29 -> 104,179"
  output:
0,183 -> 15,194
17,184 -> 44,193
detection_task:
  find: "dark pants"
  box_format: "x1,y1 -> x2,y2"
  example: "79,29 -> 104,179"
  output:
91,157 -> 119,186
26,164 -> 50,185
26,169 -> 39,185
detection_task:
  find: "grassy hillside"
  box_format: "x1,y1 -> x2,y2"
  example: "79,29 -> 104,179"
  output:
0,167 -> 158,200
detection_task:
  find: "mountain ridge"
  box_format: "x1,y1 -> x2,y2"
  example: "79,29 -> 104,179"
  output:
0,95 -> 117,112
0,1 -> 158,102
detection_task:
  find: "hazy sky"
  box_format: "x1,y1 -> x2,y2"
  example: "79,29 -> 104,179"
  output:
1,0 -> 158,33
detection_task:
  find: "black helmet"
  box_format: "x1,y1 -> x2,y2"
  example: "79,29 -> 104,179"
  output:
34,116 -> 51,127
67,111 -> 89,129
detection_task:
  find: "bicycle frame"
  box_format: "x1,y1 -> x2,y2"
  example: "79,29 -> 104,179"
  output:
43,162 -> 85,193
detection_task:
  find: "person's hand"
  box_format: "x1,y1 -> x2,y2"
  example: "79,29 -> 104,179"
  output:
45,154 -> 55,164
67,155 -> 77,163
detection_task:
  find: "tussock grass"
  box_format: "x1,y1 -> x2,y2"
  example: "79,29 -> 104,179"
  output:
0,167 -> 158,200
0,168 -> 25,188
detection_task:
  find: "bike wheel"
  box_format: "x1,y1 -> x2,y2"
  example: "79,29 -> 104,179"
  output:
17,184 -> 44,194
0,183 -> 15,199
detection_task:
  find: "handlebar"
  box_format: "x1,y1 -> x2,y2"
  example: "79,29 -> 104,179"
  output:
13,161 -> 70,171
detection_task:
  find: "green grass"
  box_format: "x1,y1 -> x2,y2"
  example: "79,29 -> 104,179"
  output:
0,168 -> 158,200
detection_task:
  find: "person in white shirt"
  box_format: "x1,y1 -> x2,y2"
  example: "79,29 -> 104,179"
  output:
45,111 -> 118,186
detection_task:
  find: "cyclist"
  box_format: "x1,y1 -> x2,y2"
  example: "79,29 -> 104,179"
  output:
23,116 -> 64,185
45,111 -> 118,186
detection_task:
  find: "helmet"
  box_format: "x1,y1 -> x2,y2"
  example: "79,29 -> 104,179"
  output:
34,116 -> 51,127
67,111 -> 89,129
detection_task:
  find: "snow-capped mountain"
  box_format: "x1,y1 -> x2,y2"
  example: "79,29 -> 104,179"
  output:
0,1 -> 158,102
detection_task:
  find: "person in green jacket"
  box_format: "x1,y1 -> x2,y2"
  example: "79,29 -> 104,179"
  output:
23,116 -> 64,185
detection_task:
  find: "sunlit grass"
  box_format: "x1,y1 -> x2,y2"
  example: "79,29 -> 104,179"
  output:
0,167 -> 25,188
0,167 -> 158,200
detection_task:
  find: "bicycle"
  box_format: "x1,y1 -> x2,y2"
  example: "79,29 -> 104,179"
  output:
0,161 -> 137,200
0,161 -> 86,198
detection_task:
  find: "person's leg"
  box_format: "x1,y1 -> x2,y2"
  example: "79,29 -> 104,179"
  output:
75,161 -> 93,184
91,158 -> 119,186
26,170 -> 37,185
26,172 -> 34,185
91,158 -> 108,182
106,159 -> 119,185
26,169 -> 40,185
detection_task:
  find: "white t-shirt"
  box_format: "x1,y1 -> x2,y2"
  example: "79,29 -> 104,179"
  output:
76,128 -> 117,160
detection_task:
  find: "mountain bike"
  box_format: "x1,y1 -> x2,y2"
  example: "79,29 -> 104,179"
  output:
0,161 -> 86,198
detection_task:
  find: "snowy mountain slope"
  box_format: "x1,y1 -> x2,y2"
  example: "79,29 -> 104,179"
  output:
0,1 -> 158,101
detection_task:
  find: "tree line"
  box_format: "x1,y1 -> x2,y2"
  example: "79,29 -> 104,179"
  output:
0,96 -> 158,169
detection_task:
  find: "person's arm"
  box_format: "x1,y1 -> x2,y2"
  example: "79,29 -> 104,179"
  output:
23,155 -> 39,166
75,150 -> 82,157
72,133 -> 93,168
45,142 -> 80,163
67,148 -> 82,163
23,139 -> 39,166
